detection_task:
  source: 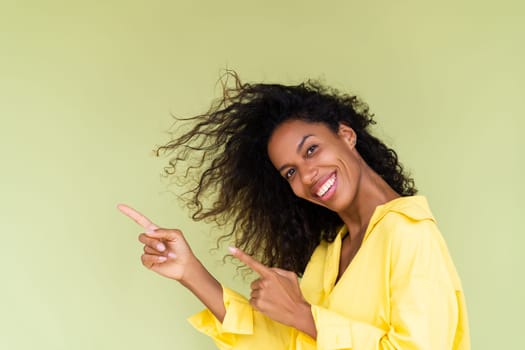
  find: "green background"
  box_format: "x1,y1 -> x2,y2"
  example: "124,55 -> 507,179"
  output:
1,1 -> 523,349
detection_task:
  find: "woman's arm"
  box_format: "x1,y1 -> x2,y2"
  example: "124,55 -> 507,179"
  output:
229,247 -> 317,338
140,228 -> 227,321
119,204 -> 310,350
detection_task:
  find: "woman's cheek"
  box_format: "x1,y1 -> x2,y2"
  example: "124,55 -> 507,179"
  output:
290,181 -> 306,200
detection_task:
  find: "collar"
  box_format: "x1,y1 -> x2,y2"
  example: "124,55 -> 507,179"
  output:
323,196 -> 435,294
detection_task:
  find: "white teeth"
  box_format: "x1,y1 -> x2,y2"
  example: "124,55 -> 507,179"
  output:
316,175 -> 336,197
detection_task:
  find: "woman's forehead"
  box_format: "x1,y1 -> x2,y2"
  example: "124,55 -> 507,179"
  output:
267,120 -> 339,161
270,120 -> 335,143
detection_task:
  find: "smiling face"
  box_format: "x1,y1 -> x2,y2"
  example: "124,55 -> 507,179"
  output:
267,119 -> 363,214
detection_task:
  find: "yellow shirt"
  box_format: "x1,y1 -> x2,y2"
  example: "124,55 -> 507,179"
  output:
189,196 -> 470,349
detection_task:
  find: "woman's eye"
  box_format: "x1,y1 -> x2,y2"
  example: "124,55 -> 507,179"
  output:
285,168 -> 296,179
306,145 -> 318,156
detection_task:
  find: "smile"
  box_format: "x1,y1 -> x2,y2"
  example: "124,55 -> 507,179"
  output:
316,173 -> 336,197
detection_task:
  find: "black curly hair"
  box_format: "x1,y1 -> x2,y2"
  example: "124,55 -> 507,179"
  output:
156,71 -> 416,275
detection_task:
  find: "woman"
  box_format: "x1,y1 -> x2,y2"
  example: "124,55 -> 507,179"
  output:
118,72 -> 470,349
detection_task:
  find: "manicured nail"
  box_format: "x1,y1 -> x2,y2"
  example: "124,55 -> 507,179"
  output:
168,252 -> 176,259
157,256 -> 167,262
157,243 -> 165,252
228,246 -> 238,254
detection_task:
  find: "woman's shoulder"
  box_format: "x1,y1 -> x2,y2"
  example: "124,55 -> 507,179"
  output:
378,195 -> 435,222
368,196 -> 442,244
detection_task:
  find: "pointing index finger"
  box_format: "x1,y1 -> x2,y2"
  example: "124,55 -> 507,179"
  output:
229,247 -> 271,277
117,204 -> 159,231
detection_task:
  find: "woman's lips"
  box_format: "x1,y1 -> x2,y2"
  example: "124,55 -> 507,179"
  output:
314,172 -> 337,199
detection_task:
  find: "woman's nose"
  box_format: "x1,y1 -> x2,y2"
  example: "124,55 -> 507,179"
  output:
300,165 -> 318,185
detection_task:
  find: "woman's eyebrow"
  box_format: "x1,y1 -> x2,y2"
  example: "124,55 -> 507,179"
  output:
297,134 -> 313,153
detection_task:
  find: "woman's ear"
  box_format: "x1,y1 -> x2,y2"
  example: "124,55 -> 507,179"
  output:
338,123 -> 357,148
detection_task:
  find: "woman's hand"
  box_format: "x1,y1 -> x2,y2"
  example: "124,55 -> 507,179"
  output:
229,247 -> 317,338
118,204 -> 198,282
118,204 -> 226,321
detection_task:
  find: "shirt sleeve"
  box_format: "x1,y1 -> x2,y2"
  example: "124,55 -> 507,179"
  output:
310,218 -> 464,350
188,286 -> 317,350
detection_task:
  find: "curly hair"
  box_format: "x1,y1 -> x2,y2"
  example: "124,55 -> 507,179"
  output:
156,71 -> 417,275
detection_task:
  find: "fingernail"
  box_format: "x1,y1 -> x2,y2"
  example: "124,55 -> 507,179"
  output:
157,243 -> 165,252
158,256 -> 167,263
168,252 -> 176,259
228,246 -> 238,254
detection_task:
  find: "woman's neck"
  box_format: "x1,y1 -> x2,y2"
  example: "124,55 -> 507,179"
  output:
338,163 -> 399,240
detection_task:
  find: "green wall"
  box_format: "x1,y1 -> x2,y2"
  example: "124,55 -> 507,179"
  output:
1,1 -> 523,349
